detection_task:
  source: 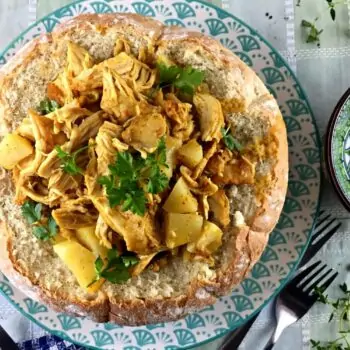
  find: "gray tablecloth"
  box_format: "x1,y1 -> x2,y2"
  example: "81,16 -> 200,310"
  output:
1,1 -> 350,349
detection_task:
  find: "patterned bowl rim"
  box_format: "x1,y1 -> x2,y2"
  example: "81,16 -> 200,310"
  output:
0,0 -> 322,349
325,87 -> 350,212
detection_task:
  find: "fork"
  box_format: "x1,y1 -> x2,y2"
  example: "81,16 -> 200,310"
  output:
219,210 -> 341,350
263,260 -> 338,349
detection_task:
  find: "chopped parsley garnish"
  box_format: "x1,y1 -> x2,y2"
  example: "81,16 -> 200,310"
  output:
99,138 -> 169,216
55,145 -> 89,176
37,98 -> 60,115
21,200 -> 57,241
157,63 -> 204,95
221,127 -> 243,152
89,249 -> 139,286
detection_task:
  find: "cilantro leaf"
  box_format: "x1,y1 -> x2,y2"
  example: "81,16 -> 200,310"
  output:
109,152 -> 139,180
47,216 -> 58,237
106,186 -> 128,208
121,189 -> 146,216
157,63 -> 204,95
21,201 -> 58,241
92,249 -> 139,285
55,145 -> 89,175
174,67 -> 205,95
147,169 -> 169,194
101,269 -> 130,284
32,226 -> 50,241
221,127 -> 243,152
107,248 -> 119,262
121,254 -> 139,268
97,176 -> 115,191
21,201 -> 42,224
158,63 -> 181,85
37,98 -> 60,115
94,256 -> 104,274
99,138 -> 168,216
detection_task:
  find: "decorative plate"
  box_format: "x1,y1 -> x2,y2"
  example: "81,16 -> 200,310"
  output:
326,88 -> 350,211
0,0 -> 321,349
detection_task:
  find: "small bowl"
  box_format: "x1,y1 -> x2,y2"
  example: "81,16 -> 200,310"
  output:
325,88 -> 350,211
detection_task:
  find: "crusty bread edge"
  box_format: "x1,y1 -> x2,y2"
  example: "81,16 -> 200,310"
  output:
0,14 -> 288,325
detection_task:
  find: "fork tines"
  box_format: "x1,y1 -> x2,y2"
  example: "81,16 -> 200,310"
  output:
300,210 -> 341,267
289,260 -> 338,297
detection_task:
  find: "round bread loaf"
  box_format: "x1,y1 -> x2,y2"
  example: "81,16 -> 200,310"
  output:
0,14 -> 288,325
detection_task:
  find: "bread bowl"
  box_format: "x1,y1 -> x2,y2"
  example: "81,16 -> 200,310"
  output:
0,13 -> 288,325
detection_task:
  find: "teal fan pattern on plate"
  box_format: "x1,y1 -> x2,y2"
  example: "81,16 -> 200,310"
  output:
0,0 -> 320,349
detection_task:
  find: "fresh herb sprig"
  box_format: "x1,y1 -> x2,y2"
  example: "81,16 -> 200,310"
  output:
99,138 -> 169,216
301,20 -> 324,44
37,98 -> 60,115
55,145 -> 89,176
298,0 -> 346,44
21,200 -> 57,241
311,283 -> 350,349
89,248 -> 139,286
157,63 -> 204,95
221,127 -> 243,152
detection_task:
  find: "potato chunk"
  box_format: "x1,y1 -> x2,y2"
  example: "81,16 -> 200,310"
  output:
0,134 -> 33,170
76,226 -> 108,259
53,240 -> 102,292
165,212 -> 203,249
162,135 -> 182,178
187,221 -> 223,255
163,177 -> 198,213
177,139 -> 203,168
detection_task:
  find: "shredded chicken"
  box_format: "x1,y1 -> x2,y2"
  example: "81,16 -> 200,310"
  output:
68,111 -> 107,151
66,41 -> 94,78
85,140 -> 98,195
16,118 -> 34,141
122,113 -> 167,156
211,155 -> 256,185
48,69 -> 74,105
45,99 -> 92,136
164,93 -> 194,142
208,189 -> 230,227
95,214 -> 112,249
192,141 -> 218,179
2,39 -> 269,288
52,197 -> 98,229
95,121 -> 123,175
48,170 -> 81,203
193,93 -> 224,142
90,196 -> 161,254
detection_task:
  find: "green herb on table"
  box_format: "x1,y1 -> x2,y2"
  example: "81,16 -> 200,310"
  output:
89,248 -> 139,286
311,283 -> 350,349
21,200 -> 57,241
299,0 -> 346,44
221,127 -> 243,152
157,63 -> 205,95
301,20 -> 324,44
37,98 -> 60,115
99,138 -> 169,216
55,145 -> 89,176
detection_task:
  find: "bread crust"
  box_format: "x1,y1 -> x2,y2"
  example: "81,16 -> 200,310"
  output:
0,14 -> 288,325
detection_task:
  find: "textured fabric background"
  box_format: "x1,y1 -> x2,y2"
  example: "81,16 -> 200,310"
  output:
1,0 -> 350,349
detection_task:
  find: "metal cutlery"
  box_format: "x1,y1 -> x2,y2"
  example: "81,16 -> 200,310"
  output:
219,210 -> 341,350
0,324 -> 19,350
263,261 -> 338,349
